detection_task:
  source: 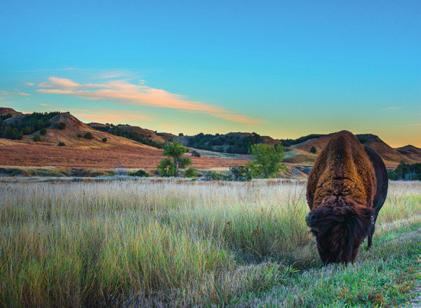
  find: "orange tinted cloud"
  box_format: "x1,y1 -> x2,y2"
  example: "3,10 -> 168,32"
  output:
39,76 -> 80,88
37,77 -> 258,125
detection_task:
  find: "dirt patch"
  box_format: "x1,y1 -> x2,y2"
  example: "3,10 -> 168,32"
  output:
0,142 -> 248,171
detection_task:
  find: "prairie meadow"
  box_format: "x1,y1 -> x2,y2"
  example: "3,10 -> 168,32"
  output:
0,178 -> 420,306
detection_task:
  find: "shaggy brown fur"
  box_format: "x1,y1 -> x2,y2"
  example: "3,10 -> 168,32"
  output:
306,130 -> 388,264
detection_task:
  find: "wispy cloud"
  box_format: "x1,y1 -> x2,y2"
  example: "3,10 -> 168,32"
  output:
75,109 -> 151,124
37,76 -> 258,124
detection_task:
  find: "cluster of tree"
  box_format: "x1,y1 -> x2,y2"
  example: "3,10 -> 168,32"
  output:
92,124 -> 163,148
388,162 -> 421,181
156,141 -> 286,180
0,112 -> 60,140
248,143 -> 287,178
185,132 -> 271,154
280,134 -> 324,147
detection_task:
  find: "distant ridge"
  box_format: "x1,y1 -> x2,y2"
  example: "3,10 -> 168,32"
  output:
0,107 -> 22,117
0,107 -> 247,170
1,106 -> 420,169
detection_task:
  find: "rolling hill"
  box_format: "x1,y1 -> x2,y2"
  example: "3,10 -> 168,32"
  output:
0,108 -> 247,171
1,107 -> 420,172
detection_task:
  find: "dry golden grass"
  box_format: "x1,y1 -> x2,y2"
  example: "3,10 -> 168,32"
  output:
0,179 -> 420,306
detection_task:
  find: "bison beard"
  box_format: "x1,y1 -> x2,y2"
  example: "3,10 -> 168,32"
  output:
306,130 -> 387,264
306,198 -> 373,263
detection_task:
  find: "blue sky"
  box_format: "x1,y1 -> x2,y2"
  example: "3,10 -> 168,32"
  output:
1,0 -> 420,146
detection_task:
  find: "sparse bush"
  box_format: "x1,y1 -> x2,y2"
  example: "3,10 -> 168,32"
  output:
83,132 -> 94,140
202,171 -> 227,181
388,162 -> 421,180
102,137 -> 108,143
90,123 -> 163,148
39,128 -> 47,136
129,169 -> 149,177
191,150 -> 201,157
56,122 -> 66,130
230,166 -> 252,181
0,126 -> 23,139
32,134 -> 41,142
184,167 -> 199,178
158,158 -> 176,177
57,141 -> 65,146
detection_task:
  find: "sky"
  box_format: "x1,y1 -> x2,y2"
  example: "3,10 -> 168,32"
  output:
0,0 -> 420,147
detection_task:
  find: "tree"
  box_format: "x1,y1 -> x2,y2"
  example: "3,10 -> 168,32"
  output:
248,144 -> 286,178
158,158 -> 176,177
83,132 -> 94,140
161,142 -> 191,176
164,142 -> 191,176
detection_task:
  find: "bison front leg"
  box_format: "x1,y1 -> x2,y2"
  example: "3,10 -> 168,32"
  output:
366,215 -> 376,250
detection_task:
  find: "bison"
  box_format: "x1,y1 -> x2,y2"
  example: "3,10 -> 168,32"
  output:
306,131 -> 388,264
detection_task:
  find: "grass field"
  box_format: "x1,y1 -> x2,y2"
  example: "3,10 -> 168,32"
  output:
0,179 -> 420,307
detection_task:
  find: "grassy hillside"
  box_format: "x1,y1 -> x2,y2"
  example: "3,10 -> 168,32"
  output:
179,132 -> 278,154
0,179 -> 420,306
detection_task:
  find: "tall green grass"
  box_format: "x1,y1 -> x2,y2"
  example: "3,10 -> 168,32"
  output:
0,179 -> 420,306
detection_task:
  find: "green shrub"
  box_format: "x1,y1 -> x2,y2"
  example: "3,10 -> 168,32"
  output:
40,128 -> 47,136
83,132 -> 94,140
230,166 -> 252,181
56,122 -> 66,130
90,123 -> 163,148
57,142 -> 65,146
202,171 -> 227,181
185,167 -> 199,178
0,111 -> 59,139
191,150 -> 201,157
310,146 -> 317,154
129,169 -> 149,177
158,158 -> 175,177
102,137 -> 108,143
0,126 -> 23,139
388,162 -> 421,180
32,134 -> 41,142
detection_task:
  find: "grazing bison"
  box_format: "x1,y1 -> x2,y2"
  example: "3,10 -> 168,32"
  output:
306,131 -> 388,264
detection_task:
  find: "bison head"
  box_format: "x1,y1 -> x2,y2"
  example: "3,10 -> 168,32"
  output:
306,197 -> 373,264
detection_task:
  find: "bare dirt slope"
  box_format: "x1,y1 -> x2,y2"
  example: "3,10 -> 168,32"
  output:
0,111 -> 247,170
